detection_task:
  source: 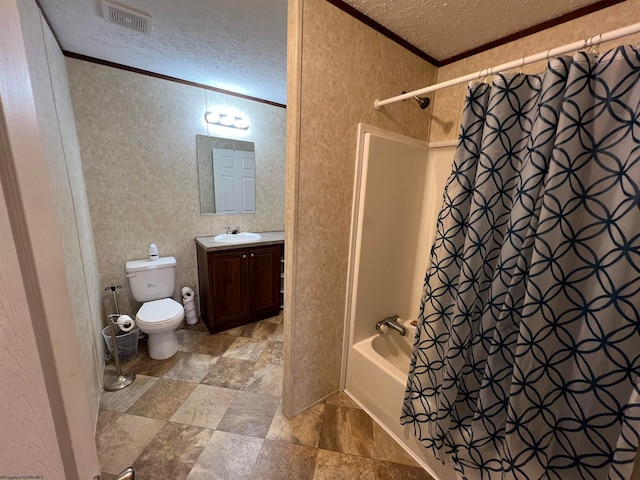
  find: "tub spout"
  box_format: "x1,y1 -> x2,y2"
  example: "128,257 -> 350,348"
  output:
376,315 -> 406,336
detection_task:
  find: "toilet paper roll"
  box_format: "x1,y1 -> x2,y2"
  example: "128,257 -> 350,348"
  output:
116,314 -> 135,332
181,286 -> 198,325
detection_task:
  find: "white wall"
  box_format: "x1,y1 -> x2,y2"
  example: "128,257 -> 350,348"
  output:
348,134 -> 454,345
352,133 -> 430,344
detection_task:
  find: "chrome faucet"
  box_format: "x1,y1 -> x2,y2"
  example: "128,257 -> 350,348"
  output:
376,315 -> 406,336
111,467 -> 135,480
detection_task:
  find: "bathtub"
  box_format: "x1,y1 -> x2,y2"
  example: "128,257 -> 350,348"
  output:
345,319 -> 456,480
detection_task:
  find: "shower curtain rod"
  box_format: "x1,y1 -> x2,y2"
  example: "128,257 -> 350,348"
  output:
374,22 -> 640,109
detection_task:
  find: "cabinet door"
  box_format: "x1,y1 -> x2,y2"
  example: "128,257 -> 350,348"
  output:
248,245 -> 282,319
210,249 -> 249,331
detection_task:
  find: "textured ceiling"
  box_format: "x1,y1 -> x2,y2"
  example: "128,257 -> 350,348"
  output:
341,0 -> 605,61
39,0 -> 606,106
39,0 -> 288,105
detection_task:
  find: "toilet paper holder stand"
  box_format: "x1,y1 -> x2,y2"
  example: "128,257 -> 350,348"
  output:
104,285 -> 136,391
104,314 -> 136,391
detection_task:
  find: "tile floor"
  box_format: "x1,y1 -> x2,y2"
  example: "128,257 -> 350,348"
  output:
97,313 -> 434,480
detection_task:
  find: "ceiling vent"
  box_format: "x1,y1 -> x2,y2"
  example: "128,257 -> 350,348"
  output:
101,0 -> 152,35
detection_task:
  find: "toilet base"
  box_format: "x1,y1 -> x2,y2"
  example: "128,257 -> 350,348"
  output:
146,331 -> 179,360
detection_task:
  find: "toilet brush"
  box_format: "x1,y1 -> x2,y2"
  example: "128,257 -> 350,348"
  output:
104,313 -> 136,391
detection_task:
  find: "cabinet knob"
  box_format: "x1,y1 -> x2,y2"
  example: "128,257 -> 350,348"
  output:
243,254 -> 247,258
251,253 -> 255,257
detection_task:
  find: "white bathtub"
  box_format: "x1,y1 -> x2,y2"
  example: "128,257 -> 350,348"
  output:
345,319 -> 456,480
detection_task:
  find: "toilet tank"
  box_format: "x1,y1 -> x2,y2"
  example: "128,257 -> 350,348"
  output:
126,256 -> 177,302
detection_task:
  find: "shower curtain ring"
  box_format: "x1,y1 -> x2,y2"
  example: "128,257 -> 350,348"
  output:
593,33 -> 603,55
581,38 -> 589,52
519,56 -> 526,74
484,66 -> 493,83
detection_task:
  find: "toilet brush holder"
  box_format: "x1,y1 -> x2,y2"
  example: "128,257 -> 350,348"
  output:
104,314 -> 135,391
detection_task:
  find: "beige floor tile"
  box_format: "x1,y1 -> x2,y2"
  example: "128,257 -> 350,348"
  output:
271,323 -> 284,342
186,431 -> 263,480
249,439 -> 317,480
325,391 -> 361,409
99,375 -> 158,412
267,403 -> 324,447
96,413 -> 165,475
132,422 -> 212,480
126,378 -> 196,420
220,325 -> 245,336
373,422 -> 420,467
240,321 -> 278,340
241,363 -> 283,397
176,329 -> 208,352
129,350 -> 185,377
254,341 -> 284,367
312,449 -> 375,480
222,337 -> 267,362
375,460 -> 434,480
201,357 -> 255,389
96,409 -> 121,437
192,333 -> 236,356
163,353 -> 219,383
318,404 -> 374,457
216,391 -> 280,438
170,384 -> 237,429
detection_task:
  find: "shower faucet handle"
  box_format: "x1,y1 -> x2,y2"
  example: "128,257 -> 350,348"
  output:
111,467 -> 135,480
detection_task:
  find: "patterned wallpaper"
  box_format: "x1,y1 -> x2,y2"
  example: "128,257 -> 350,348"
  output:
284,0 -> 438,416
15,0 -> 104,431
67,59 -> 286,317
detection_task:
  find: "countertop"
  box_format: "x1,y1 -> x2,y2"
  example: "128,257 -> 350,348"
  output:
195,230 -> 285,252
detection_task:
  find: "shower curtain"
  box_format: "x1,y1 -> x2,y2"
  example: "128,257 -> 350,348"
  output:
402,45 -> 640,480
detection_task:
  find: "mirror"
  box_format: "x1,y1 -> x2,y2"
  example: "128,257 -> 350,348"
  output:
196,135 -> 256,215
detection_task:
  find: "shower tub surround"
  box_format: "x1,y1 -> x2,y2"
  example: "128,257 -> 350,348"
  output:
343,125 -> 456,480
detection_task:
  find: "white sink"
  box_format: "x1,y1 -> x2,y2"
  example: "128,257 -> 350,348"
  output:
213,232 -> 261,243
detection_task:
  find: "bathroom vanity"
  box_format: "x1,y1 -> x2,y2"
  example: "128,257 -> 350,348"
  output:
195,231 -> 284,333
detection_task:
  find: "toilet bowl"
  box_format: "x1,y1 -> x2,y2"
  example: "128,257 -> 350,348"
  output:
126,255 -> 184,360
136,298 -> 184,360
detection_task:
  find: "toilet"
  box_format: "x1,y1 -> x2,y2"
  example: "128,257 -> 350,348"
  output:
126,256 -> 184,360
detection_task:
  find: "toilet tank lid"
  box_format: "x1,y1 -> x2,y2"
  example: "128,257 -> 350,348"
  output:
126,256 -> 176,273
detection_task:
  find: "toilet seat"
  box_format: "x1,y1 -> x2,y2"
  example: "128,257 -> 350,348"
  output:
136,298 -> 184,331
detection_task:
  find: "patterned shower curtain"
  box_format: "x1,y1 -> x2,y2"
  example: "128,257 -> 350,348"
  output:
402,45 -> 640,480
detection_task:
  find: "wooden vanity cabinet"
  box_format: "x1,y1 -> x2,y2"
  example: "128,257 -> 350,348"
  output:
197,243 -> 282,333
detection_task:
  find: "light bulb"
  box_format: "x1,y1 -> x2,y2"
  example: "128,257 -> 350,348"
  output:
219,114 -> 235,126
234,117 -> 249,129
204,111 -> 220,124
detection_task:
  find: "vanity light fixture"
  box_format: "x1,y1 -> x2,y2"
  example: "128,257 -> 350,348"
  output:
204,110 -> 250,130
